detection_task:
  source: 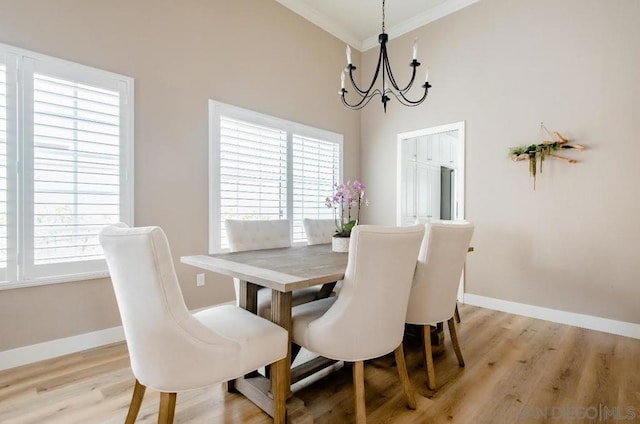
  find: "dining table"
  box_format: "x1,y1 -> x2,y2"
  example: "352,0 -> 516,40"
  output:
181,243 -> 348,423
182,243 -> 475,423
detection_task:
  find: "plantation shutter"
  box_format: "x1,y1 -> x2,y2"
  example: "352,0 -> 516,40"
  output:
219,116 -> 287,248
0,43 -> 133,286
0,61 -> 7,281
292,135 -> 340,242
22,59 -> 129,280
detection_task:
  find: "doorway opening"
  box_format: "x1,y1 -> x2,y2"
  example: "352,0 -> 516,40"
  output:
396,121 -> 465,225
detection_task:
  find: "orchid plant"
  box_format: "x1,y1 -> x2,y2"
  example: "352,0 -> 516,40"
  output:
325,180 -> 369,237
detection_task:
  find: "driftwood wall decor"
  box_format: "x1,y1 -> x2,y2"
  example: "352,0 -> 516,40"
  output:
509,123 -> 584,189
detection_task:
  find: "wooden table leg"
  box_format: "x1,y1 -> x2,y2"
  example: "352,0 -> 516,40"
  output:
232,286 -> 313,423
405,323 -> 446,355
229,280 -> 260,393
271,290 -> 293,424
315,282 -> 337,299
239,279 -> 259,313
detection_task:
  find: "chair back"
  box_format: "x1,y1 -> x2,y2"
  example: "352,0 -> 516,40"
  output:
406,221 -> 474,324
311,225 -> 424,360
303,218 -> 336,245
225,219 -> 291,252
100,224 -> 237,391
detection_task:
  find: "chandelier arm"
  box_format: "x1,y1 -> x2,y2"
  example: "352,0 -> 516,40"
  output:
341,89 -> 382,110
347,42 -> 385,96
397,64 -> 418,94
346,65 -> 368,96
388,84 -> 430,106
382,45 -> 419,94
381,44 -> 401,91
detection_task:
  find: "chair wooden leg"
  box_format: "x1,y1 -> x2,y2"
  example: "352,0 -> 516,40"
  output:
421,325 -> 437,390
454,303 -> 461,323
352,361 -> 367,424
394,344 -> 416,410
447,317 -> 465,367
125,379 -> 146,424
158,392 -> 176,424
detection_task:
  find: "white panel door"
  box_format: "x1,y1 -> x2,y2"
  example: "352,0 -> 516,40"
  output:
417,134 -> 439,164
440,132 -> 457,167
401,161 -> 417,225
416,163 -> 441,221
402,137 -> 417,163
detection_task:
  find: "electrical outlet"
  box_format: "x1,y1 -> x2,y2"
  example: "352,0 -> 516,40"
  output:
196,273 -> 205,287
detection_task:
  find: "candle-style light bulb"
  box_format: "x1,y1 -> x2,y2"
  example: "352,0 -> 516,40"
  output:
340,70 -> 345,89
425,68 -> 430,82
412,39 -> 418,60
346,45 -> 352,65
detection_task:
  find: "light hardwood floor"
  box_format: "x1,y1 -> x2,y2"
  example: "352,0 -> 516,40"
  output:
1,305 -> 639,423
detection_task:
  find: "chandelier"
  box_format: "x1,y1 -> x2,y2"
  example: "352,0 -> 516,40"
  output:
339,0 -> 432,113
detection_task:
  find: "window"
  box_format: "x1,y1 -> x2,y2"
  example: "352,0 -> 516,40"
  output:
0,43 -> 134,288
209,101 -> 342,251
0,61 -> 8,283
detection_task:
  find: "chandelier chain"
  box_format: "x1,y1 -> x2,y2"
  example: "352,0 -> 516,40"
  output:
382,0 -> 386,33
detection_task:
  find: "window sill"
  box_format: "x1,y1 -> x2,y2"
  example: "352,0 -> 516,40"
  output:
0,271 -> 111,291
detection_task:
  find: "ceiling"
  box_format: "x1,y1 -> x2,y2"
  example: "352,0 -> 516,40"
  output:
274,0 -> 480,51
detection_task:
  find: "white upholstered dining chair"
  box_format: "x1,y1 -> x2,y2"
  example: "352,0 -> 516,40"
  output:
415,218 -> 463,323
405,221 -> 474,389
303,217 -> 341,296
100,224 -> 288,424
302,218 -> 336,245
225,219 -> 326,318
290,225 -> 425,423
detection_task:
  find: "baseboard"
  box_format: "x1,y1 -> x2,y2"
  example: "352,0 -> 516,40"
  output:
462,293 -> 640,340
0,303 -> 237,372
0,326 -> 125,371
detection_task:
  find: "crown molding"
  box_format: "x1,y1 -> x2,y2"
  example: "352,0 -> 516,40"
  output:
362,0 -> 481,51
274,0 -> 363,51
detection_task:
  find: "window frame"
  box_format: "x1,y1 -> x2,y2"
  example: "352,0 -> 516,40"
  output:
209,100 -> 343,253
0,42 -> 134,290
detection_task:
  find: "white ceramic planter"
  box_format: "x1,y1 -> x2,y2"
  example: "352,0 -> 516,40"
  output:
332,236 -> 350,253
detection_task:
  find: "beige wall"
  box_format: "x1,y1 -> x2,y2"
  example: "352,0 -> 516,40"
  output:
361,0 -> 640,323
3,0 -> 638,352
0,0 -> 361,350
